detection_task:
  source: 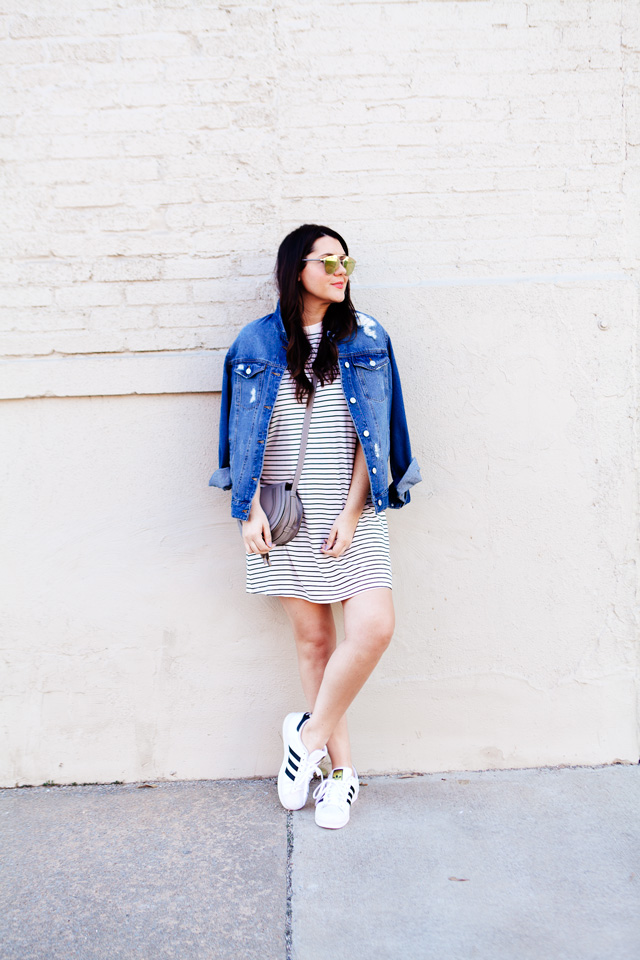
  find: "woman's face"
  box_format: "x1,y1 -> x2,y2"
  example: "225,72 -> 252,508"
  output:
298,235 -> 349,313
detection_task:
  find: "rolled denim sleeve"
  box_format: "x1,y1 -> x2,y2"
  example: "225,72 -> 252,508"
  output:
387,335 -> 422,508
209,354 -> 233,490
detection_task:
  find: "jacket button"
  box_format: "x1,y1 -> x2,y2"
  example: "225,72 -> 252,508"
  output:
246,367 -> 251,374
378,499 -> 382,506
350,397 -> 356,403
372,467 -> 377,474
344,361 -> 350,368
363,430 -> 370,437
369,360 -> 376,366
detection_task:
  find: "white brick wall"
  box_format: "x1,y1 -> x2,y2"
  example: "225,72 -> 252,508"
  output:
1,0 -> 636,366
1,1 -> 639,785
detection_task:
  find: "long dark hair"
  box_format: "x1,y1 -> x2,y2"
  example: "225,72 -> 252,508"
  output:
276,224 -> 358,403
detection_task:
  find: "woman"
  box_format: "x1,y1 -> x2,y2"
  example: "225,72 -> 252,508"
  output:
210,224 -> 421,829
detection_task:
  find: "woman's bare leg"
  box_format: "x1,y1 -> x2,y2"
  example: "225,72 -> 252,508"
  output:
299,587 -> 395,755
279,596 -> 353,768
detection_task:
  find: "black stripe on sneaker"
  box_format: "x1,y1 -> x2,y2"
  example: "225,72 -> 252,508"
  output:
296,713 -> 311,732
285,746 -> 300,781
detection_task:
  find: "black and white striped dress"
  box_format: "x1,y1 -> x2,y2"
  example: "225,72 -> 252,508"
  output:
246,321 -> 392,603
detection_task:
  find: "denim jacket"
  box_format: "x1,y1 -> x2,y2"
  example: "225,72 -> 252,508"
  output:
209,302 -> 422,521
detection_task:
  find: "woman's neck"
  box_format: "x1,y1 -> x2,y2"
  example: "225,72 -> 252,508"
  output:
301,297 -> 329,328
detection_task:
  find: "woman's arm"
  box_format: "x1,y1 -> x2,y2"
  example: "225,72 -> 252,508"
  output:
209,354 -> 233,489
321,440 -> 369,559
387,334 -> 422,506
242,484 -> 272,556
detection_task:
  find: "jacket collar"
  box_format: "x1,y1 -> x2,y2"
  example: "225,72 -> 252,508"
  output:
273,300 -> 288,345
273,299 -> 338,345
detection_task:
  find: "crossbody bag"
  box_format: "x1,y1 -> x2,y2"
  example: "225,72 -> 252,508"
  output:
240,373 -> 318,561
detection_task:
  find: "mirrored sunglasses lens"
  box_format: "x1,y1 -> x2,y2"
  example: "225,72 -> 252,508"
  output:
343,257 -> 356,275
323,256 -> 338,274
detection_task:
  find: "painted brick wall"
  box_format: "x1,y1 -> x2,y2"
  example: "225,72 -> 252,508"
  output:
1,1 -> 636,365
1,1 -> 639,785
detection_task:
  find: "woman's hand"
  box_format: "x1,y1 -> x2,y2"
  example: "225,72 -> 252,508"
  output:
321,508 -> 360,559
321,440 -> 369,558
242,492 -> 273,556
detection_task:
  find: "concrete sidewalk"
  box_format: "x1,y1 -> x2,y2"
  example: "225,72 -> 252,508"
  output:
1,765 -> 639,960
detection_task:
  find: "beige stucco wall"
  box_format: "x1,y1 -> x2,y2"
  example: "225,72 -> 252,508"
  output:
1,1 -> 639,785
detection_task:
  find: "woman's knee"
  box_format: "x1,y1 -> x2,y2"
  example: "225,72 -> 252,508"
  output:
350,616 -> 394,660
371,619 -> 394,656
281,598 -> 335,662
342,588 -> 395,657
372,605 -> 395,654
295,625 -> 336,665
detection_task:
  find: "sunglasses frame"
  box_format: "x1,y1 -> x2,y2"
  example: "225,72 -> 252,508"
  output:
301,255 -> 356,276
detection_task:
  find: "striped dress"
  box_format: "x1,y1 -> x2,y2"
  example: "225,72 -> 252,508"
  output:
246,321 -> 392,603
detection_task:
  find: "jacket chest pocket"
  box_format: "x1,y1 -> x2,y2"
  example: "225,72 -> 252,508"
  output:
353,356 -> 389,404
234,362 -> 267,410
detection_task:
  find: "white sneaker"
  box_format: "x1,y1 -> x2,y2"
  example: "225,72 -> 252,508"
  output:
277,712 -> 328,811
313,766 -> 359,829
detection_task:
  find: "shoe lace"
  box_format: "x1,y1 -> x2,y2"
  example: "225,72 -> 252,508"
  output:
296,753 -> 325,788
313,776 -> 348,808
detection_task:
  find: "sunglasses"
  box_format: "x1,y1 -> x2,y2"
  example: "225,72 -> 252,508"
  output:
301,255 -> 356,276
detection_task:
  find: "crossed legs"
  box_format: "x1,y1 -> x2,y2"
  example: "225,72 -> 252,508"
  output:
279,587 -> 395,768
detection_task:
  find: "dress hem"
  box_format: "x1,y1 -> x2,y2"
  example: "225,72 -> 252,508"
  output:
245,582 -> 392,604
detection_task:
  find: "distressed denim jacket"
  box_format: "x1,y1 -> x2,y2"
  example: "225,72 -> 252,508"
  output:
209,302 -> 422,521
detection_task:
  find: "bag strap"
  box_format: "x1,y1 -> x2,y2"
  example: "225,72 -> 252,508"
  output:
290,373 -> 318,495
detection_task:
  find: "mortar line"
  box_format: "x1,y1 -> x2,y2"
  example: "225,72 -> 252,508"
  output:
285,810 -> 294,960
352,270 -> 629,289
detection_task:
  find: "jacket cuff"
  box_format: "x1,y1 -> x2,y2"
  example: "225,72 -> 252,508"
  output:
389,457 -> 422,507
209,466 -> 231,490
396,456 -> 422,498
